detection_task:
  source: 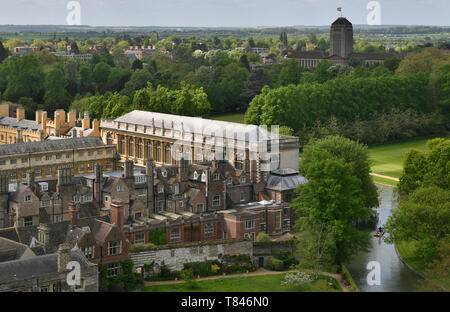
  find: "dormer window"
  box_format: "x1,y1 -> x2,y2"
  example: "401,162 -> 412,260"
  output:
240,177 -> 246,184
193,171 -> 199,180
117,185 -> 123,192
162,170 -> 167,178
24,195 -> 32,202
135,175 -> 147,184
201,172 -> 206,182
173,184 -> 179,194
39,182 -> 48,192
158,185 -> 164,194
213,173 -> 219,181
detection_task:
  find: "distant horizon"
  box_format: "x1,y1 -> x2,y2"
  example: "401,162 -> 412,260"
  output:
0,0 -> 449,28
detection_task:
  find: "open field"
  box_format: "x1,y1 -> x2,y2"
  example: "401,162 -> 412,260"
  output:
210,113 -> 245,124
142,273 -> 342,292
368,135 -> 450,179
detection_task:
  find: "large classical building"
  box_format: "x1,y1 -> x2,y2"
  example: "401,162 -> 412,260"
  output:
286,17 -> 406,68
0,136 -> 116,184
100,110 -> 301,179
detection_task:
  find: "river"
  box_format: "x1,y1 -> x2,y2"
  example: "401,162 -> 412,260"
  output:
345,185 -> 422,292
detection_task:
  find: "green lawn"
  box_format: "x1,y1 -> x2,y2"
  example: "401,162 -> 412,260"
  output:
210,113 -> 245,124
396,240 -> 427,276
368,135 -> 449,179
142,273 -> 342,292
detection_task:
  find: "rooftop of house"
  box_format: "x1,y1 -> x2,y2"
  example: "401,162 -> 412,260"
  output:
0,116 -> 42,131
0,237 -> 36,263
265,170 -> 307,192
331,17 -> 353,26
0,136 -> 106,157
0,248 -> 92,284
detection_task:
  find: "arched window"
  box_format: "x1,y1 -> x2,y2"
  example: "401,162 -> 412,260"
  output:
164,144 -> 171,163
137,139 -> 143,158
119,136 -> 126,154
106,133 -> 113,145
156,143 -> 161,162
147,141 -> 153,160
129,138 -> 134,157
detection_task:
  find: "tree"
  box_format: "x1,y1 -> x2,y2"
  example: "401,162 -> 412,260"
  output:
385,186 -> 450,263
279,32 -> 288,47
396,47 -> 449,75
18,97 -> 39,119
1,54 -> 45,102
44,65 -> 71,111
0,41 -> 9,63
4,38 -> 23,52
70,41 -> 80,54
292,153 -> 371,266
131,59 -> 143,70
398,138 -> 450,195
292,136 -> 377,266
418,237 -> 450,291
125,68 -> 153,91
92,62 -> 112,91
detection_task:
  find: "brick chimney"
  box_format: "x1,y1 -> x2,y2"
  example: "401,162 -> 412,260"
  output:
16,106 -> 25,121
68,110 -> 77,127
94,163 -> 103,203
82,111 -> 90,131
57,243 -> 71,273
16,129 -> 23,143
41,111 -> 47,138
68,201 -> 79,227
110,201 -> 124,232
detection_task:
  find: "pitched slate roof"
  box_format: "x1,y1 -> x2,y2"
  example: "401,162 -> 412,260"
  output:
0,249 -> 90,284
332,17 -> 352,26
0,136 -> 105,157
265,169 -> 308,191
0,116 -> 42,131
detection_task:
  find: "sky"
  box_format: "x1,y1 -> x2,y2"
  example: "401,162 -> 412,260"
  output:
0,0 -> 449,27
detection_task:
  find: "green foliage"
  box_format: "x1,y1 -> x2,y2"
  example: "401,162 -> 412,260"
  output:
273,251 -> 298,270
385,186 -> 450,263
44,65 -> 71,111
398,138 -> 450,195
130,243 -> 156,252
268,258 -> 284,271
341,265 -> 360,292
184,260 -> 222,277
293,136 -> 375,266
149,229 -> 167,245
255,232 -> 271,243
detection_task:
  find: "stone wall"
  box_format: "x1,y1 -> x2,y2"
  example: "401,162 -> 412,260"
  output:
130,239 -> 253,272
252,241 -> 297,267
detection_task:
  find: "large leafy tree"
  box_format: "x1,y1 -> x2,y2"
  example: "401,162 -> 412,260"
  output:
293,136 -> 377,266
1,54 -> 44,102
43,65 -> 71,112
0,41 -> 9,64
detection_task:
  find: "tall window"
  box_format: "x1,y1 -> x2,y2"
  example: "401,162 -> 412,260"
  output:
137,139 -> 143,158
170,228 -> 181,242
147,141 -> 153,160
107,263 -> 121,277
82,246 -> 94,259
212,195 -> 220,207
106,134 -> 113,145
129,138 -> 134,157
204,223 -> 214,238
119,136 -> 126,154
108,241 -> 120,256
156,143 -> 161,162
164,144 -> 171,163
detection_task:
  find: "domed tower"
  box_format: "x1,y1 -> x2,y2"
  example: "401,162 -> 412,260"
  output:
330,17 -> 353,58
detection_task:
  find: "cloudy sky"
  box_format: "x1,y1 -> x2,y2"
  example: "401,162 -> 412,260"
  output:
0,0 -> 449,27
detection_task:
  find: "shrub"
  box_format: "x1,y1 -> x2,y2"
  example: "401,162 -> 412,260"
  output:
268,258 -> 284,271
273,251 -> 298,270
184,260 -> 222,277
255,232 -> 271,243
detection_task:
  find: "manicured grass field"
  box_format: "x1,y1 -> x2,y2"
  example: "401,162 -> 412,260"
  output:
210,113 -> 245,124
368,135 -> 449,179
396,240 -> 426,276
142,273 -> 342,292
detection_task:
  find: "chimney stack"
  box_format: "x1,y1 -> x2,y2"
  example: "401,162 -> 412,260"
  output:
123,160 -> 134,179
94,163 -> 103,203
82,111 -> 90,131
57,243 -> 71,273
16,106 -> 25,121
68,110 -> 76,127
71,128 -> 77,138
16,129 -> 23,143
68,201 -> 79,227
110,201 -> 124,232
41,111 -> 47,138
35,110 -> 42,124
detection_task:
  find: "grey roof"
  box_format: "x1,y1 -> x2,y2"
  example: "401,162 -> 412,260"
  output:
0,237 -> 35,262
0,249 -> 90,284
0,136 -> 105,157
287,51 -> 327,59
265,170 -> 308,191
0,116 -> 42,131
332,17 -> 352,26
111,110 -> 277,139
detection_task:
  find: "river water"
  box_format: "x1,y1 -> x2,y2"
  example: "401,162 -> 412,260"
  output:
345,185 -> 422,292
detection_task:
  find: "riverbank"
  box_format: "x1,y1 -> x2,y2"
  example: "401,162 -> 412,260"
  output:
395,241 -> 426,279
